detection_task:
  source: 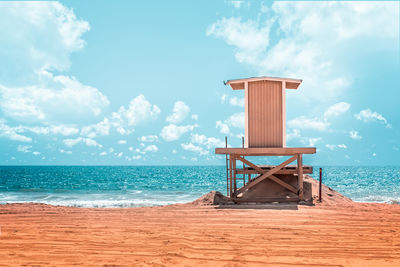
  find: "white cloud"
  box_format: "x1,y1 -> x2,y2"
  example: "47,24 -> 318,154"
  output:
160,124 -> 197,141
17,145 -> 32,153
118,140 -> 127,145
166,101 -> 190,124
221,94 -> 227,103
115,94 -> 160,126
288,101 -> 350,132
323,102 -> 350,120
32,151 -> 41,156
139,135 -> 159,142
144,144 -> 158,152
288,116 -> 329,131
216,120 -> 230,135
207,17 -> 271,65
326,144 -> 347,151
99,151 -> 107,156
191,114 -> 199,120
229,96 -> 245,107
355,109 -> 391,128
349,130 -> 362,140
307,137 -> 322,147
230,1 -> 244,9
208,2 -> 399,103
132,155 -> 142,160
172,149 -> 177,154
0,2 -> 90,78
181,143 -> 208,156
116,152 -> 123,158
181,134 -> 225,156
63,137 -> 102,148
0,3 -> 109,124
59,149 -> 72,154
0,119 -> 32,142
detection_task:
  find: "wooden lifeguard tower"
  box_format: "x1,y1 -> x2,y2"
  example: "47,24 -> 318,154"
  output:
215,76 -> 316,203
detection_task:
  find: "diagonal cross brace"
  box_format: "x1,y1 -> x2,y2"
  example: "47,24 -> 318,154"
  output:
235,155 -> 298,195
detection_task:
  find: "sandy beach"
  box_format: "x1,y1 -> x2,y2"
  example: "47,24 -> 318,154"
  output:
1,200 -> 400,266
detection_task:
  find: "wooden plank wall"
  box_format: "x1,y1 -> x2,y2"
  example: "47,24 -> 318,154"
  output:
248,80 -> 283,147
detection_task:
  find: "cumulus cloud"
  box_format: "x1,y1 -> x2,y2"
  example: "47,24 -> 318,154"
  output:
323,102 -> 350,120
166,101 -> 190,124
114,94 -> 160,126
181,133 -> 225,156
0,3 -> 109,124
80,94 -> 159,139
349,130 -> 362,140
63,137 -> 102,148
181,143 -> 208,156
117,140 -> 127,145
288,116 -> 329,131
0,119 -> 32,142
17,145 -> 32,153
160,124 -> 197,141
143,144 -> 158,152
216,112 -> 244,136
208,2 -> 398,103
139,135 -> 159,142
288,102 -> 350,132
326,143 -> 347,151
355,109 -> 391,128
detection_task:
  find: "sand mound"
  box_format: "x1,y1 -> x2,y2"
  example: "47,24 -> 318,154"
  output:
304,175 -> 353,205
192,175 -> 352,206
191,191 -> 233,206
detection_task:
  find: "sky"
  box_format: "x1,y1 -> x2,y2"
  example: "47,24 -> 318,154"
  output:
0,1 -> 399,166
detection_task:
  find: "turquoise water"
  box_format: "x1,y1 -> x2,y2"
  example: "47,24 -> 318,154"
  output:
0,166 -> 399,207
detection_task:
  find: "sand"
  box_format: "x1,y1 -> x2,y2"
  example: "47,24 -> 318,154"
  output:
1,180 -> 400,266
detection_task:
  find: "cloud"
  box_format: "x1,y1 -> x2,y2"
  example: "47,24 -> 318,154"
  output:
326,144 -> 347,151
208,2 -> 398,102
139,135 -> 159,142
160,124 -> 197,141
63,137 -> 102,148
288,116 -> 329,131
355,108 -> 391,128
117,140 -> 127,145
0,3 -> 109,124
99,151 -> 107,156
349,130 -> 362,140
114,94 -> 160,126
166,101 -> 190,124
288,102 -> 350,132
323,102 -> 350,120
181,143 -> 208,155
143,144 -> 158,152
17,145 -> 32,153
59,149 -> 72,154
228,96 -> 244,107
216,112 -> 244,136
191,114 -> 199,120
0,2 -> 90,80
0,119 -> 32,142
207,17 -> 271,65
80,94 -> 159,138
181,134 -> 225,156
230,1 -> 244,9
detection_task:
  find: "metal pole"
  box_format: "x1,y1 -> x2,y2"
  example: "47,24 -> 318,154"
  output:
225,136 -> 228,196
319,168 -> 322,202
242,136 -> 245,185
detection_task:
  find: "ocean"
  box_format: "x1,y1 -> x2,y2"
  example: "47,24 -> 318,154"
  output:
0,166 -> 399,207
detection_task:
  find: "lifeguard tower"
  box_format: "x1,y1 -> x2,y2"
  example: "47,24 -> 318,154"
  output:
215,76 -> 316,203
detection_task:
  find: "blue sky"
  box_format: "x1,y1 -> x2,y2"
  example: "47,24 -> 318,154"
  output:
0,1 -> 399,166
